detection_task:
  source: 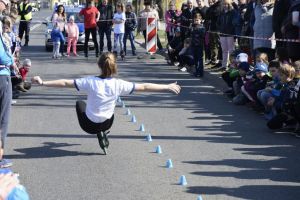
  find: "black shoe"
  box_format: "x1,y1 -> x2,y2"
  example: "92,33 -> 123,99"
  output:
84,53 -> 88,58
132,50 -> 136,56
96,53 -> 99,57
211,63 -> 222,69
24,42 -> 28,47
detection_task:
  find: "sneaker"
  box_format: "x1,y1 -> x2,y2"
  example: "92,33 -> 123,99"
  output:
67,54 -> 70,57
11,100 -> 17,105
174,62 -> 180,67
205,60 -> 211,65
180,67 -> 187,72
211,63 -> 222,69
0,159 -> 12,168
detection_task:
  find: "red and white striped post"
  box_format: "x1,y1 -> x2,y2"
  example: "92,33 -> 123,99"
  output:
146,17 -> 157,54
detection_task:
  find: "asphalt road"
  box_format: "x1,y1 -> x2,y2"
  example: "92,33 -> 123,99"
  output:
6,10 -> 300,200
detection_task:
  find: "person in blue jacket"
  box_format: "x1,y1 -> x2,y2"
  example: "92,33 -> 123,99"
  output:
51,22 -> 65,59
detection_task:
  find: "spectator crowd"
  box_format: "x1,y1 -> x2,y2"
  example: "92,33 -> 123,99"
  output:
164,0 -> 300,135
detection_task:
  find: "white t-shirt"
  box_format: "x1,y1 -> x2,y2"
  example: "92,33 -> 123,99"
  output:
113,12 -> 126,34
74,76 -> 135,123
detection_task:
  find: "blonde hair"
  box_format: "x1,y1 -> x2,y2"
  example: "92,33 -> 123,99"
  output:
116,2 -> 124,12
256,52 -> 269,65
279,63 -> 295,80
97,52 -> 117,78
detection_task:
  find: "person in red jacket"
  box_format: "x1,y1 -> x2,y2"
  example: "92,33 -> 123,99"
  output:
16,59 -> 31,92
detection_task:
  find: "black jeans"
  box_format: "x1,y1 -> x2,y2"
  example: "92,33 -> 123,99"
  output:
0,76 -> 12,148
193,46 -> 204,76
84,28 -> 99,56
98,27 -> 112,52
18,21 -> 31,44
76,101 -> 114,134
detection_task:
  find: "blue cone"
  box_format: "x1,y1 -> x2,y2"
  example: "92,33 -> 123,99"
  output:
126,109 -> 131,115
197,195 -> 203,200
179,175 -> 187,186
146,134 -> 152,142
166,159 -> 173,168
155,145 -> 162,154
139,124 -> 145,132
131,115 -> 136,123
117,96 -> 122,103
122,101 -> 126,108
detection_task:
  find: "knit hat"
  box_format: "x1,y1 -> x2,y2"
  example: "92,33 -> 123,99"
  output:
69,15 -> 75,22
236,53 -> 248,63
238,62 -> 250,72
255,62 -> 268,73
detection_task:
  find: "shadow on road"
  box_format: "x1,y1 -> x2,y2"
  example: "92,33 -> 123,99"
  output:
6,142 -> 101,159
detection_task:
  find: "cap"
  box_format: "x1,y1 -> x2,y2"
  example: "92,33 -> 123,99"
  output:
255,62 -> 268,73
238,62 -> 250,72
236,53 -> 248,63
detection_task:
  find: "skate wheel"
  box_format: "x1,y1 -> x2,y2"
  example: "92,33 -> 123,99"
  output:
103,147 -> 108,155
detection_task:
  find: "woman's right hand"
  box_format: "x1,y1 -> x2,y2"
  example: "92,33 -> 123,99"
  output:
168,82 -> 181,94
31,76 -> 43,85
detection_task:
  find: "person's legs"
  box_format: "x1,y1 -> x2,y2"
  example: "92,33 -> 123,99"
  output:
129,31 -> 136,54
18,22 -> 25,43
84,28 -> 91,57
209,33 -> 219,63
72,37 -> 77,55
105,27 -> 112,52
143,30 -> 146,44
75,101 -> 114,134
119,33 -> 124,53
67,37 -> 72,55
24,21 -> 31,46
0,76 -> 12,162
123,31 -> 128,54
113,33 -> 119,53
56,42 -> 61,58
157,34 -> 163,50
220,36 -> 229,68
91,28 -> 99,56
98,28 -> 105,53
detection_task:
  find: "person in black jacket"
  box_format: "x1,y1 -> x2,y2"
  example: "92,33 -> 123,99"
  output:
123,3 -> 137,56
191,13 -> 206,77
193,0 -> 208,20
97,0 -> 114,53
180,0 -> 194,39
167,27 -> 183,66
206,0 -> 222,66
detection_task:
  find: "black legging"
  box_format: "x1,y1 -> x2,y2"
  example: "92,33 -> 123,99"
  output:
76,101 -> 114,134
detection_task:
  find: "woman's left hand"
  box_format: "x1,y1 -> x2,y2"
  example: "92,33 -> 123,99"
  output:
168,82 -> 181,94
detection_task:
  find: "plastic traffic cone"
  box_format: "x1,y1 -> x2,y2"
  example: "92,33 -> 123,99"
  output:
179,175 -> 187,186
126,109 -> 131,115
146,134 -> 152,142
139,124 -> 145,132
155,145 -> 162,154
131,115 -> 136,123
166,159 -> 173,168
197,195 -> 203,200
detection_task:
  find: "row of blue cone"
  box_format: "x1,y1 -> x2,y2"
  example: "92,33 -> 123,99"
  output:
118,97 -> 203,199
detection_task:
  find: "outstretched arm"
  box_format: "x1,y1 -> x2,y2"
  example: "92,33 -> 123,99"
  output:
135,82 -> 181,94
31,76 -> 74,88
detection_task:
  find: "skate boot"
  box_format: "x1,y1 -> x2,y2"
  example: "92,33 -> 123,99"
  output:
97,131 -> 110,155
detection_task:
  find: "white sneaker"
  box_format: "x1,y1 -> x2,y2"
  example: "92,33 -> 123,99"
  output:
174,62 -> 180,67
180,67 -> 187,72
11,100 -> 17,105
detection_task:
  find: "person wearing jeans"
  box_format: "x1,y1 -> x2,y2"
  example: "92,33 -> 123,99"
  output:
123,3 -> 137,56
113,3 -> 126,56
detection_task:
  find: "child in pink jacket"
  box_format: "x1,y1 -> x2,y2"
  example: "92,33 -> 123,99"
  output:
66,15 -> 79,56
